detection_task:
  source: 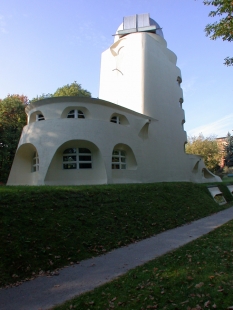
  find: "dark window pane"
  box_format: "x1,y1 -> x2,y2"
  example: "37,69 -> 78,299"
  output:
63,163 -> 77,169
77,110 -> 85,118
112,164 -> 120,169
79,155 -> 91,161
112,157 -> 119,162
67,114 -> 75,118
79,163 -> 92,169
79,148 -> 91,154
37,114 -> 44,121
64,148 -> 76,154
111,116 -> 117,123
63,155 -> 76,162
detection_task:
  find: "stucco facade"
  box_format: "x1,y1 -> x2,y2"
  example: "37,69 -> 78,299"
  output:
7,14 -> 221,185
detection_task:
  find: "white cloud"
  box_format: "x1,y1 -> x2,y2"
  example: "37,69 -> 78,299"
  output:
187,113 -> 233,138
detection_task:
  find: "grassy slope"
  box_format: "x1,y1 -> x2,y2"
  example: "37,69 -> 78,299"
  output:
53,220 -> 233,310
0,182 -> 232,288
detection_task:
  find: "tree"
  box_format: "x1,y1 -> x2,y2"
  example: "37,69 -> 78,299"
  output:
203,0 -> 233,66
29,81 -> 91,103
30,93 -> 53,103
0,95 -> 27,183
224,132 -> 233,167
53,81 -> 91,97
185,133 -> 222,172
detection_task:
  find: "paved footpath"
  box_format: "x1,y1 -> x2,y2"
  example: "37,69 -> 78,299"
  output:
1,207 -> 233,310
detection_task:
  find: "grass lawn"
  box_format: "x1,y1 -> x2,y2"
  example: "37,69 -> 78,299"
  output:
222,176 -> 233,183
52,219 -> 233,310
0,182 -> 232,289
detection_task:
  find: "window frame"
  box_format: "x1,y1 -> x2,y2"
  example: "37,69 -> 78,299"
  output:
63,148 -> 92,170
67,109 -> 85,119
112,150 -> 126,169
110,116 -> 121,124
32,151 -> 39,172
36,114 -> 45,121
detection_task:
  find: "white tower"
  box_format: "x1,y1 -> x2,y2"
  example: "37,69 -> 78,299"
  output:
99,14 -> 186,159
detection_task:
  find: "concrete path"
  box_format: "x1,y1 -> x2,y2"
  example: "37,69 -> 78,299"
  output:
1,207 -> 233,310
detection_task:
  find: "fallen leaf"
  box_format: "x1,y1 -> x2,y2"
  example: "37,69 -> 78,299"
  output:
195,282 -> 204,288
204,300 -> 211,307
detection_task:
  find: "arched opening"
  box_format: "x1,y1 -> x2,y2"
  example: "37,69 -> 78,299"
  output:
179,98 -> 183,108
44,140 -> 107,185
177,76 -> 182,86
7,143 -> 40,185
182,119 -> 185,129
111,143 -> 138,183
29,111 -> 45,123
110,113 -> 129,126
112,143 -> 137,171
61,107 -> 90,119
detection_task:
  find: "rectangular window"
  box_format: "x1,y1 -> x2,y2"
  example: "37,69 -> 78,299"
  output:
63,148 -> 92,170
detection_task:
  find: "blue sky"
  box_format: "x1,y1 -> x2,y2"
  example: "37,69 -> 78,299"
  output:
0,0 -> 232,138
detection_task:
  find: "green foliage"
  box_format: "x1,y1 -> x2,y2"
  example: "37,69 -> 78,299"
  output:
54,220 -> 233,309
30,93 -> 53,103
0,183 -> 229,287
29,81 -> 91,103
0,95 -> 27,183
53,81 -> 91,97
203,0 -> 233,66
185,134 -> 222,172
224,132 -> 233,167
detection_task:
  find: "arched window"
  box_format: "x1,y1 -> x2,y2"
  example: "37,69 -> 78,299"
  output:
67,110 -> 85,119
182,119 -> 185,129
63,148 -> 92,169
111,116 -> 120,124
179,98 -> 183,108
110,113 -> 129,125
177,76 -> 182,86
112,150 -> 126,169
36,114 -> 45,121
32,151 -> 39,172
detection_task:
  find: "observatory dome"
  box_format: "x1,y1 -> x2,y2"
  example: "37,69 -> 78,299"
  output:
114,13 -> 164,43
